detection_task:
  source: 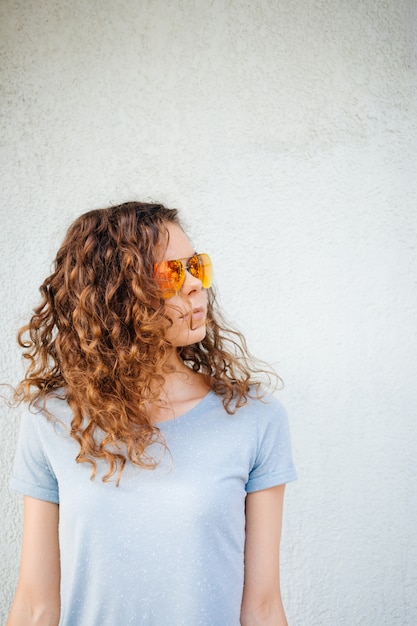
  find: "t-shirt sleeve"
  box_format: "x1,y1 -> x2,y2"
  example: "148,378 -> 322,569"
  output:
10,405 -> 59,503
245,397 -> 297,493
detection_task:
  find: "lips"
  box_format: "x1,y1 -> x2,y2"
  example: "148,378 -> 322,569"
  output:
178,307 -> 206,333
189,307 -> 206,331
179,306 -> 204,319
191,307 -> 205,320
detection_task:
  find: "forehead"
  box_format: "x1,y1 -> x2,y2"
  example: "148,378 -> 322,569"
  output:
163,222 -> 195,261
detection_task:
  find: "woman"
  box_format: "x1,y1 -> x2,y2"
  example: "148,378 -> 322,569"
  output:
7,201 -> 296,626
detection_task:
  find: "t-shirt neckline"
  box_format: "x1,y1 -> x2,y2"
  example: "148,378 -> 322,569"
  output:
157,389 -> 216,428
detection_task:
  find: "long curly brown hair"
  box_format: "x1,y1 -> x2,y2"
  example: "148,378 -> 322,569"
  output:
14,201 -> 278,483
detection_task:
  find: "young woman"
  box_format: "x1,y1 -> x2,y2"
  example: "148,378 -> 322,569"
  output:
7,201 -> 296,626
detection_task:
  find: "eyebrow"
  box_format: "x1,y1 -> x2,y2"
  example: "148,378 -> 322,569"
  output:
164,251 -> 198,262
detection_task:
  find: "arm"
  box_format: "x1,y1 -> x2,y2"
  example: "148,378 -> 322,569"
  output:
7,496 -> 60,626
240,484 -> 288,626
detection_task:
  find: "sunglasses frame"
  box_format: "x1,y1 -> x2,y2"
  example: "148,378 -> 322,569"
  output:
154,252 -> 213,299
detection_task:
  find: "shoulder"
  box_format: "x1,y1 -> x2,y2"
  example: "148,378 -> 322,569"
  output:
208,391 -> 293,455
208,389 -> 289,430
235,391 -> 289,426
20,390 -> 73,435
244,392 -> 297,491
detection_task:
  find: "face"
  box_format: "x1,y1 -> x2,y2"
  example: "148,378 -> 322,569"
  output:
159,223 -> 209,348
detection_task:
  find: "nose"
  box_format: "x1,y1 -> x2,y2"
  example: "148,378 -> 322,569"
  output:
182,269 -> 203,295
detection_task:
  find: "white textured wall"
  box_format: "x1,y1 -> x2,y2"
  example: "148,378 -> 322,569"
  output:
1,1 -> 416,624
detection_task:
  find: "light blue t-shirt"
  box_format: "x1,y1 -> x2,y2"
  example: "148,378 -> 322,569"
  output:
11,390 -> 296,626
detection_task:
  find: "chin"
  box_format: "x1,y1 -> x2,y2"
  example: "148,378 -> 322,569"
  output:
185,325 -> 207,346
191,327 -> 207,345
169,324 -> 207,348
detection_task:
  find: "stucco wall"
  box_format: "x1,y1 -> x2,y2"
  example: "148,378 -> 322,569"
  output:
1,1 -> 416,624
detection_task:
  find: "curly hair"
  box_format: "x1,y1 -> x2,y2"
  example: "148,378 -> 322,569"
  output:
14,201 -> 278,483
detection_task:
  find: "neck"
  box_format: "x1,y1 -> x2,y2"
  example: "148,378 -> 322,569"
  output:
151,349 -> 210,422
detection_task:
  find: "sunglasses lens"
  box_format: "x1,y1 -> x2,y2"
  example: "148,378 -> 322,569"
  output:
155,259 -> 185,298
192,253 -> 213,289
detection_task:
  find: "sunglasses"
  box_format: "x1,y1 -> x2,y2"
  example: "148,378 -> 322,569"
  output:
154,253 -> 213,299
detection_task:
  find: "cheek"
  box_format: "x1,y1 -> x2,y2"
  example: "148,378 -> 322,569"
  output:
163,299 -> 185,325
164,319 -> 190,346
162,303 -> 186,338
162,292 -> 208,346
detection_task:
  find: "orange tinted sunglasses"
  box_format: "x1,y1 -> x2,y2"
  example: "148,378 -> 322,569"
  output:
154,253 -> 213,299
